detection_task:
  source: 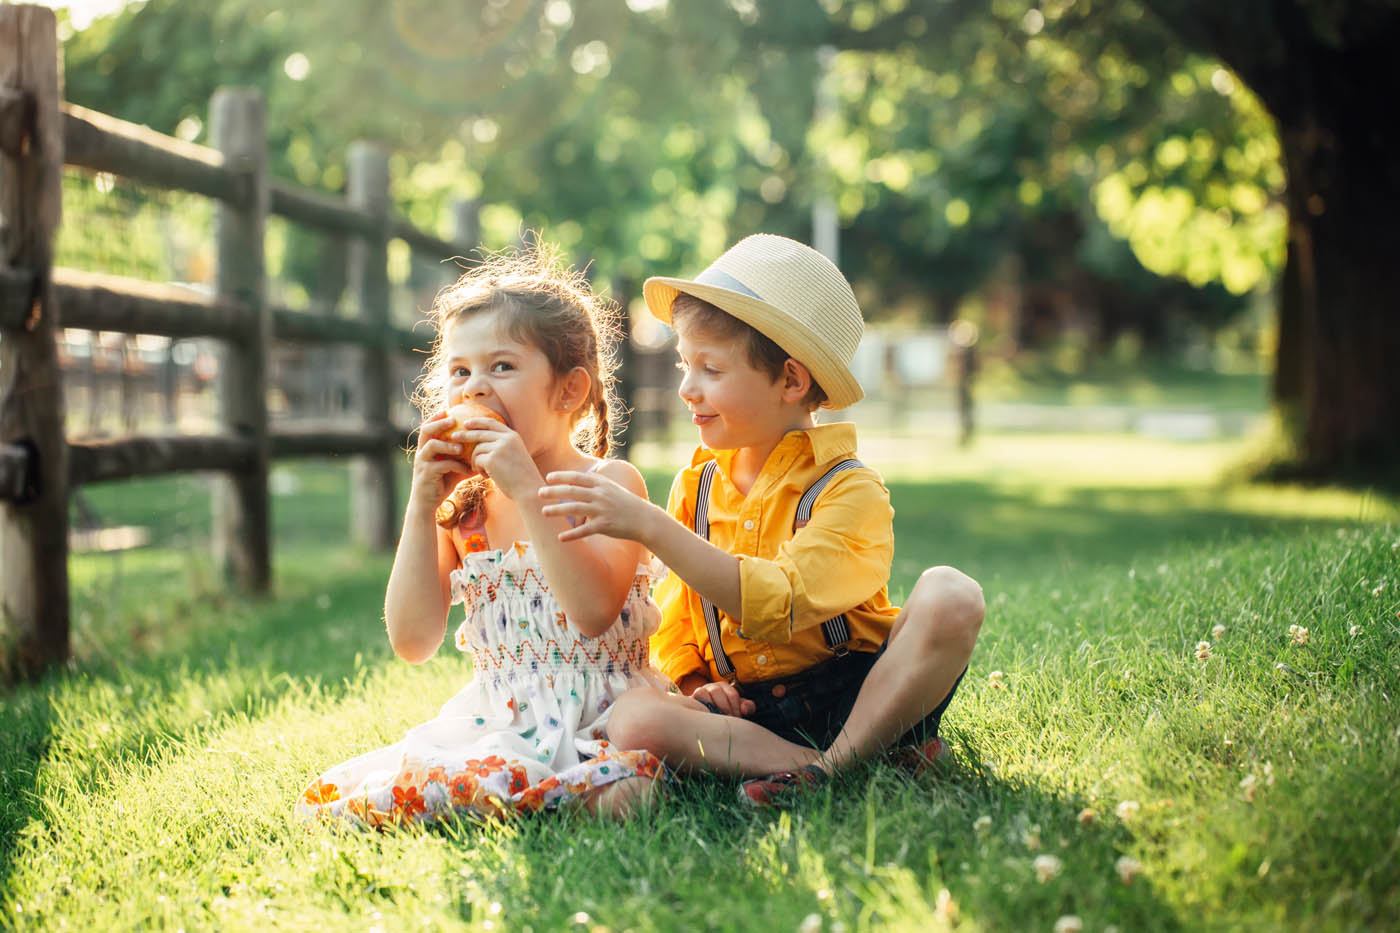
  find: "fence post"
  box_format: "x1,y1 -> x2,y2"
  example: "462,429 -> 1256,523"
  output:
347,142 -> 396,550
211,88 -> 271,591
0,5 -> 68,677
452,198 -> 481,259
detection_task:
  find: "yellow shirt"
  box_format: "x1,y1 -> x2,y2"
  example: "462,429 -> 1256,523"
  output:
651,422 -> 900,684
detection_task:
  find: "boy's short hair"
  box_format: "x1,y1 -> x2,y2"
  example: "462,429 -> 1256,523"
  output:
672,293 -> 828,410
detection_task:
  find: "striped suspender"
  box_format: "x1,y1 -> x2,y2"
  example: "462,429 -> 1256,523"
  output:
795,458 -> 865,653
692,457 -> 866,678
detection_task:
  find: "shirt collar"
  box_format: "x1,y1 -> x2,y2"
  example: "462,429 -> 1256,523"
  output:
688,421 -> 859,472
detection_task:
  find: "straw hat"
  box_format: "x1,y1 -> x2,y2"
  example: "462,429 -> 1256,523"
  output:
643,234 -> 865,410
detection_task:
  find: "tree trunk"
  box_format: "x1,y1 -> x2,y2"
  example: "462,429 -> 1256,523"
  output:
1271,50 -> 1400,472
1271,233 -> 1302,408
1143,0 -> 1400,475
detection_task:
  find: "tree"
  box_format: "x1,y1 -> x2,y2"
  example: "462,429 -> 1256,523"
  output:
1139,0 -> 1400,473
737,1 -> 1277,356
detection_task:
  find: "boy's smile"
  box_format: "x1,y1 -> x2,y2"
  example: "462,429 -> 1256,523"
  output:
675,326 -> 815,487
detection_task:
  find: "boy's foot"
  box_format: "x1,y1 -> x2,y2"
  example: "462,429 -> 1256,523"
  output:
738,764 -> 827,807
892,735 -> 951,775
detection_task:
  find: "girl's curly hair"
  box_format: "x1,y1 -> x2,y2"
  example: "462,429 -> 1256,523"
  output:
413,242 -> 624,528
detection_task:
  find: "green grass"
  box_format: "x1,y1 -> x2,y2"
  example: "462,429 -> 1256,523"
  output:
3,437 -> 1398,930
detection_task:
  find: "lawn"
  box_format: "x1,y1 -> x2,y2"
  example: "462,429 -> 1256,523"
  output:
2,434 -> 1397,931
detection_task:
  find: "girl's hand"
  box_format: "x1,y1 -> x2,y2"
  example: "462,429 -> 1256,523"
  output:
690,680 -> 756,717
456,417 -> 542,502
538,470 -> 660,543
410,412 -> 473,509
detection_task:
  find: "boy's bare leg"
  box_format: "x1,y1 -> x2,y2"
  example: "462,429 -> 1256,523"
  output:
818,565 -> 984,771
607,688 -> 822,777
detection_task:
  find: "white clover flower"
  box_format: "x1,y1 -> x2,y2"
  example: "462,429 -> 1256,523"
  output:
1053,915 -> 1083,933
798,913 -> 822,933
973,814 -> 993,833
1024,828 -> 1042,851
1196,641 -> 1212,660
1115,855 -> 1144,884
1239,773 -> 1258,802
1212,623 -> 1226,638
1263,761 -> 1275,786
1033,854 -> 1063,883
1288,624 -> 1310,646
988,670 -> 1006,689
1116,799 -> 1140,821
1349,624 -> 1362,636
934,888 -> 958,923
1077,807 -> 1097,825
1372,583 -> 1387,596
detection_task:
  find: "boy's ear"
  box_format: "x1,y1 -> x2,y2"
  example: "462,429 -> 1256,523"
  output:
779,358 -> 813,404
556,366 -> 592,413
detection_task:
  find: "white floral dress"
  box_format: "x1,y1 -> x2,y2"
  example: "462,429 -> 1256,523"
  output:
297,538 -> 669,828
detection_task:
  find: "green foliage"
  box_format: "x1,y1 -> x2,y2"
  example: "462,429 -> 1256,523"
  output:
56,0 -> 1284,348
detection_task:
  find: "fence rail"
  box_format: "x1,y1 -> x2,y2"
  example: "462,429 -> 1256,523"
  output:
0,5 -> 482,678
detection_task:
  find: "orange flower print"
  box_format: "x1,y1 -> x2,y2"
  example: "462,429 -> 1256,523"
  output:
464,755 -> 507,777
513,541 -> 529,558
466,533 -> 489,553
517,785 -> 549,812
447,771 -> 479,807
396,761 -> 430,791
355,798 -> 392,830
539,776 -> 562,792
301,779 -> 340,805
508,766 -> 529,795
622,751 -> 662,779
555,611 -> 568,629
392,784 -> 427,821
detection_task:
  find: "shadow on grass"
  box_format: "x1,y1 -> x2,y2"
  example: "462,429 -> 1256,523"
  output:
0,550 -> 412,890
0,682 -> 54,895
886,480 -> 1385,590
426,746 -> 1181,931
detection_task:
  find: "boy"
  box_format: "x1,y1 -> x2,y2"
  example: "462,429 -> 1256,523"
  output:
539,234 -> 984,805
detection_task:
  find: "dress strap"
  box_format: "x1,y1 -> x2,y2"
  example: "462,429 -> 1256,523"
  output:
454,506 -> 491,557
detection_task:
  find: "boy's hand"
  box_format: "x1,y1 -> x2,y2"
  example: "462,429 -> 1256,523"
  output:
690,680 -> 756,717
539,470 -> 661,543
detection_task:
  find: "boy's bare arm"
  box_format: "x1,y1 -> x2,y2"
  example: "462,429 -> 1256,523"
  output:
539,470 -> 743,621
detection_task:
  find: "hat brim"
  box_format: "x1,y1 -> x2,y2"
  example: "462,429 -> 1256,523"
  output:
643,276 -> 864,411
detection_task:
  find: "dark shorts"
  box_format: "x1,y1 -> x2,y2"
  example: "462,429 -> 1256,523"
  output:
702,640 -> 966,750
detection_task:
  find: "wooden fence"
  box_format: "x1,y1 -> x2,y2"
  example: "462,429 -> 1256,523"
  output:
0,5 -> 493,677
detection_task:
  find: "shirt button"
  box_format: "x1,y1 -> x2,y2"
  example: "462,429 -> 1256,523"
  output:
756,654 -> 768,665
743,519 -> 755,530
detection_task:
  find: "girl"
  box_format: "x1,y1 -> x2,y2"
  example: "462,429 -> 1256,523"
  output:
297,247 -> 667,827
